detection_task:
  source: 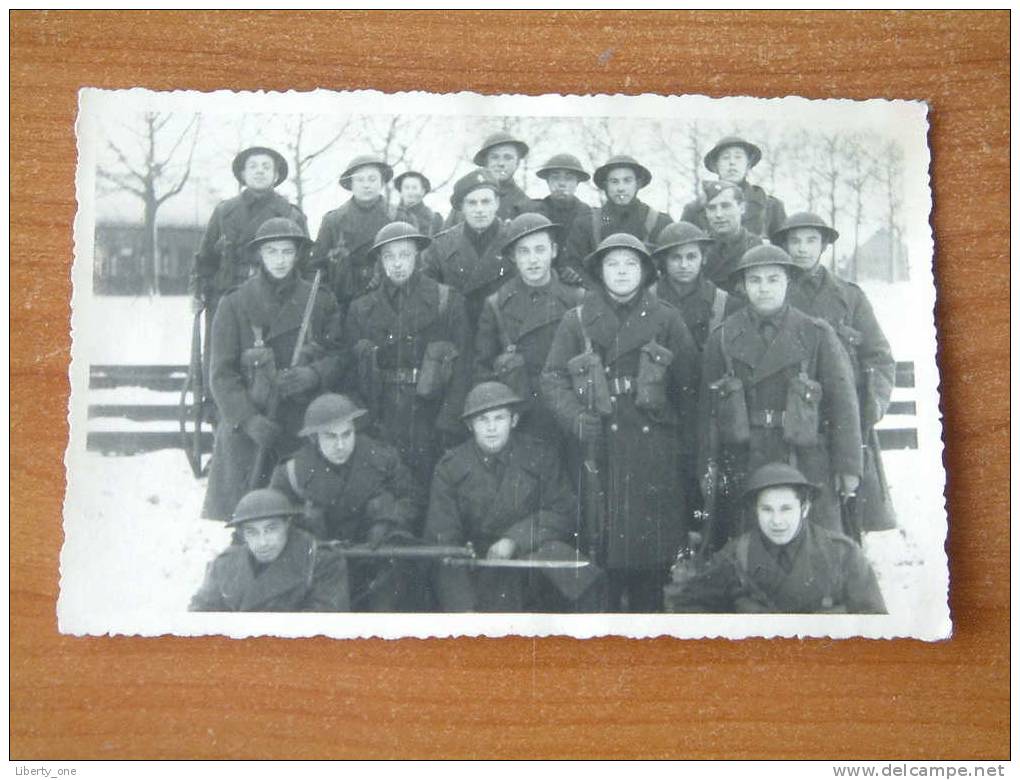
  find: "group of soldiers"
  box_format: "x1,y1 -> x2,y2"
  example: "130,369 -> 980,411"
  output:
187,128 -> 893,616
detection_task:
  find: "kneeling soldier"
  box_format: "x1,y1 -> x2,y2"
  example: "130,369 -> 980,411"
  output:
475,213 -> 584,448
190,488 -> 350,613
698,245 -> 862,547
270,393 -> 426,611
425,382 -> 605,613
665,463 -> 886,614
346,221 -> 471,487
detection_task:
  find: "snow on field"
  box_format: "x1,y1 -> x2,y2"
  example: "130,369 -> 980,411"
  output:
76,293 -> 194,365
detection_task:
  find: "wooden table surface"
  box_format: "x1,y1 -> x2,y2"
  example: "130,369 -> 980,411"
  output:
10,10 -> 1010,759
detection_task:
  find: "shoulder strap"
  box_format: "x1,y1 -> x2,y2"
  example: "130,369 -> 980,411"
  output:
286,458 -> 306,500
576,304 -> 593,354
720,322 -> 735,376
486,292 -> 512,350
590,207 -> 602,244
438,282 -> 450,315
644,206 -> 659,238
709,288 -> 729,332
802,319 -> 823,376
735,534 -> 751,571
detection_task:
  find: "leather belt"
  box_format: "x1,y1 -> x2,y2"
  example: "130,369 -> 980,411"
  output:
379,367 -> 420,384
608,376 -> 635,396
749,409 -> 785,428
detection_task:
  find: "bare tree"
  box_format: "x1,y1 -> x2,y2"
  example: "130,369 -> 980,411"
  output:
282,114 -> 353,212
97,111 -> 201,295
840,133 -> 877,281
812,132 -> 843,236
874,139 -> 906,281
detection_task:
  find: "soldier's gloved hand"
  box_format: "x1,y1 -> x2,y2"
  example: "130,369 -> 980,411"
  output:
487,538 -> 517,560
306,250 -> 332,272
276,366 -> 319,398
366,522 -> 392,549
576,411 -> 603,445
243,414 -> 282,448
560,266 -> 584,287
838,473 -> 861,497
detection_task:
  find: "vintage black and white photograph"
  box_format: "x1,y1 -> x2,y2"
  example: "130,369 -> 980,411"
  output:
60,88 -> 947,639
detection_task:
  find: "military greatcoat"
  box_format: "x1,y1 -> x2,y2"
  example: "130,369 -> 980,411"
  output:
698,305 -> 863,539
422,220 -> 515,332
788,265 -> 897,532
310,195 -> 396,310
270,435 -> 426,611
530,194 -> 593,280
474,273 -> 584,442
681,180 -> 787,240
201,271 -> 344,521
345,272 -> 471,487
564,199 -> 672,284
425,433 -> 603,612
702,227 -> 763,289
653,275 -> 743,352
541,288 -> 700,571
189,526 -> 350,612
394,201 -> 445,238
664,521 -> 886,614
193,188 -> 308,302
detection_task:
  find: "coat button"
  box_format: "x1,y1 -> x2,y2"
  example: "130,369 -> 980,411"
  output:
609,423 -> 618,432
642,425 -> 650,434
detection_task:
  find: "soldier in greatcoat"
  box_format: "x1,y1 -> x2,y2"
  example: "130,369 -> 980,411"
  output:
698,245 -> 862,547
192,146 -> 308,318
346,221 -> 471,488
563,154 -> 672,284
698,179 -> 763,288
650,221 -> 742,351
270,394 -> 427,611
422,168 -> 515,332
681,135 -> 787,239
444,131 -> 534,228
530,153 -> 593,286
474,213 -> 584,449
201,218 -> 345,522
664,463 -> 886,614
541,233 -> 700,613
425,382 -> 605,612
309,154 -> 396,311
190,488 -> 350,613
774,212 -> 897,536
392,170 -> 445,237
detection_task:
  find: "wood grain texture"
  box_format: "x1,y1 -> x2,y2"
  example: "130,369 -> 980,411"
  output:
10,10 -> 1009,759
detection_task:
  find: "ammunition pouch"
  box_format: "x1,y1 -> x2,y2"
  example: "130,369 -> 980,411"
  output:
492,346 -> 531,400
353,339 -> 381,405
709,374 -> 750,444
240,327 -> 277,413
783,367 -> 823,447
635,339 -> 673,412
416,340 -> 458,400
566,351 -> 613,416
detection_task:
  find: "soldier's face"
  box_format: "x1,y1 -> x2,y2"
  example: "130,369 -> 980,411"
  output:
470,407 -> 518,454
317,419 -> 357,466
664,243 -> 705,285
744,264 -> 790,314
546,170 -> 580,200
784,228 -> 826,269
755,486 -> 809,546
259,239 -> 299,279
380,239 -> 418,286
462,188 -> 499,231
399,178 -> 426,206
243,154 -> 277,191
485,145 -> 521,182
604,167 -> 638,205
705,190 -> 745,236
512,231 -> 556,287
601,249 -> 644,298
241,518 -> 290,563
716,146 -> 751,183
350,166 -> 383,202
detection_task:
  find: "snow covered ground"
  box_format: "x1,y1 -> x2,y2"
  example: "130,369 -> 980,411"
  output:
63,284 -> 947,624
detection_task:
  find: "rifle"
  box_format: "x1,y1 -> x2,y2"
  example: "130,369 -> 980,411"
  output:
179,303 -> 208,479
697,401 -> 722,559
581,362 -> 608,563
321,541 -> 589,569
247,267 -> 323,490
